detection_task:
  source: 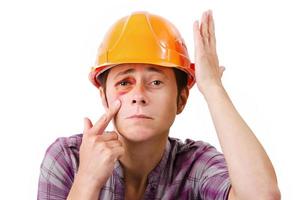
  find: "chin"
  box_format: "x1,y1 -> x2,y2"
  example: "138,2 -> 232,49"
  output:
116,126 -> 162,143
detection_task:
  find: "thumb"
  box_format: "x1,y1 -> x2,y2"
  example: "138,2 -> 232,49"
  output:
220,66 -> 226,71
219,66 -> 226,77
83,117 -> 93,133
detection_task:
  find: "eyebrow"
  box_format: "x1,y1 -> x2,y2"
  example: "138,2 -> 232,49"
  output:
113,66 -> 167,80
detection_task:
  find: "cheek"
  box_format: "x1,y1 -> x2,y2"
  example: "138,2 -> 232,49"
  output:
114,91 -> 131,107
109,91 -> 131,119
106,89 -> 129,105
116,91 -> 129,98
161,92 -> 178,113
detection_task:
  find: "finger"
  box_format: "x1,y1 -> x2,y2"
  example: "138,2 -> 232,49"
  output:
105,140 -> 122,148
193,20 -> 204,59
92,99 -> 121,135
111,146 -> 125,160
207,10 -> 216,46
103,131 -> 117,135
200,11 -> 209,41
96,131 -> 118,142
83,117 -> 93,133
193,20 -> 201,47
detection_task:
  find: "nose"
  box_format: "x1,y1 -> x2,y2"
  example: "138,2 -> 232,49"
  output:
131,84 -> 148,106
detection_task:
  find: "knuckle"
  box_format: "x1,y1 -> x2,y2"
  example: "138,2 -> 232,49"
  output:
106,112 -> 113,122
98,142 -> 107,150
105,133 -> 118,141
103,149 -> 114,160
116,140 -> 122,146
90,135 -> 99,143
83,134 -> 95,143
112,141 -> 120,147
83,129 -> 93,136
101,114 -> 108,124
120,148 -> 125,154
110,132 -> 118,139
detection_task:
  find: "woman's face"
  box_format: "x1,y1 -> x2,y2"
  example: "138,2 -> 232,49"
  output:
103,64 -> 180,142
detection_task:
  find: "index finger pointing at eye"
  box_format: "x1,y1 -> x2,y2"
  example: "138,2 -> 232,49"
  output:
92,99 -> 121,135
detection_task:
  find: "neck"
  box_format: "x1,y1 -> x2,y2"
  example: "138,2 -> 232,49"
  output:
119,135 -> 168,188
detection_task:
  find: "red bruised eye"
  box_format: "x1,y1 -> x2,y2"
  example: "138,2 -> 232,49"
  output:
118,80 -> 130,86
115,78 -> 135,87
115,78 -> 134,96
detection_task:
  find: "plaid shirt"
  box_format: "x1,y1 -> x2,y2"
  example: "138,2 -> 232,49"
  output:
38,134 -> 231,199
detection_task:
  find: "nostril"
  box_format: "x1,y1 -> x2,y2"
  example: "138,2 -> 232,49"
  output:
132,99 -> 146,104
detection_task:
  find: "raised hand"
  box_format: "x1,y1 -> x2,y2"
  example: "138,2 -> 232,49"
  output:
193,10 -> 225,95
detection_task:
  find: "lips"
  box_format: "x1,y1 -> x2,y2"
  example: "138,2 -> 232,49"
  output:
126,114 -> 153,119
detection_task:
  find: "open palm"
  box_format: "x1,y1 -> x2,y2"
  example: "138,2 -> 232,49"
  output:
193,10 -> 225,94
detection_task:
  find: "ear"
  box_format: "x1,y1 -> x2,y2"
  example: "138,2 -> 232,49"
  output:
99,87 -> 109,112
176,87 -> 189,114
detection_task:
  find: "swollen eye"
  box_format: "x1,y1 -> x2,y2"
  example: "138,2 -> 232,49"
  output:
116,78 -> 135,87
119,81 -> 129,86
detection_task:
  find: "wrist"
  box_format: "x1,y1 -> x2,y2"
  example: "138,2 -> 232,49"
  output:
201,84 -> 226,99
74,171 -> 104,189
67,173 -> 103,200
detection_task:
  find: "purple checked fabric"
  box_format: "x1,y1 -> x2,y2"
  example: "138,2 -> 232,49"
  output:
38,134 -> 231,199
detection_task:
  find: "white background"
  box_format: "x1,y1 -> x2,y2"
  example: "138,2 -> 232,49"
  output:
0,0 -> 299,199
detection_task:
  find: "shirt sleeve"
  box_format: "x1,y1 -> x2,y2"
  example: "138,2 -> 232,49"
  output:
37,137 -> 76,200
197,144 -> 231,200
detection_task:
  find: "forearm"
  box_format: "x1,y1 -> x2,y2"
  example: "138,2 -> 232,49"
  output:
67,173 -> 103,200
203,85 -> 280,199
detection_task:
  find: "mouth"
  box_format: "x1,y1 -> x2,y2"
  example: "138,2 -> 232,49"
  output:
126,114 -> 153,119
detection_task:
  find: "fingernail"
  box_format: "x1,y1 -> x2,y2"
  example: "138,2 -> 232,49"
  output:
114,99 -> 120,107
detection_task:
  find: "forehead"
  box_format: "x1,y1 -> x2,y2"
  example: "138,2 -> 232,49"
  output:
108,63 -> 174,78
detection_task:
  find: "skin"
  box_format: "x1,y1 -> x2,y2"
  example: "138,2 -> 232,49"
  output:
104,64 -> 185,143
193,10 -> 280,199
67,64 -> 188,200
67,10 -> 280,200
102,64 -> 188,199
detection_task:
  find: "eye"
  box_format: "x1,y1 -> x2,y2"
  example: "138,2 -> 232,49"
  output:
118,80 -> 130,86
115,78 -> 133,87
151,80 -> 163,86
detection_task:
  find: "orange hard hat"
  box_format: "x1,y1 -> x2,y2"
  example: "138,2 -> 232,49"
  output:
89,11 -> 195,89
